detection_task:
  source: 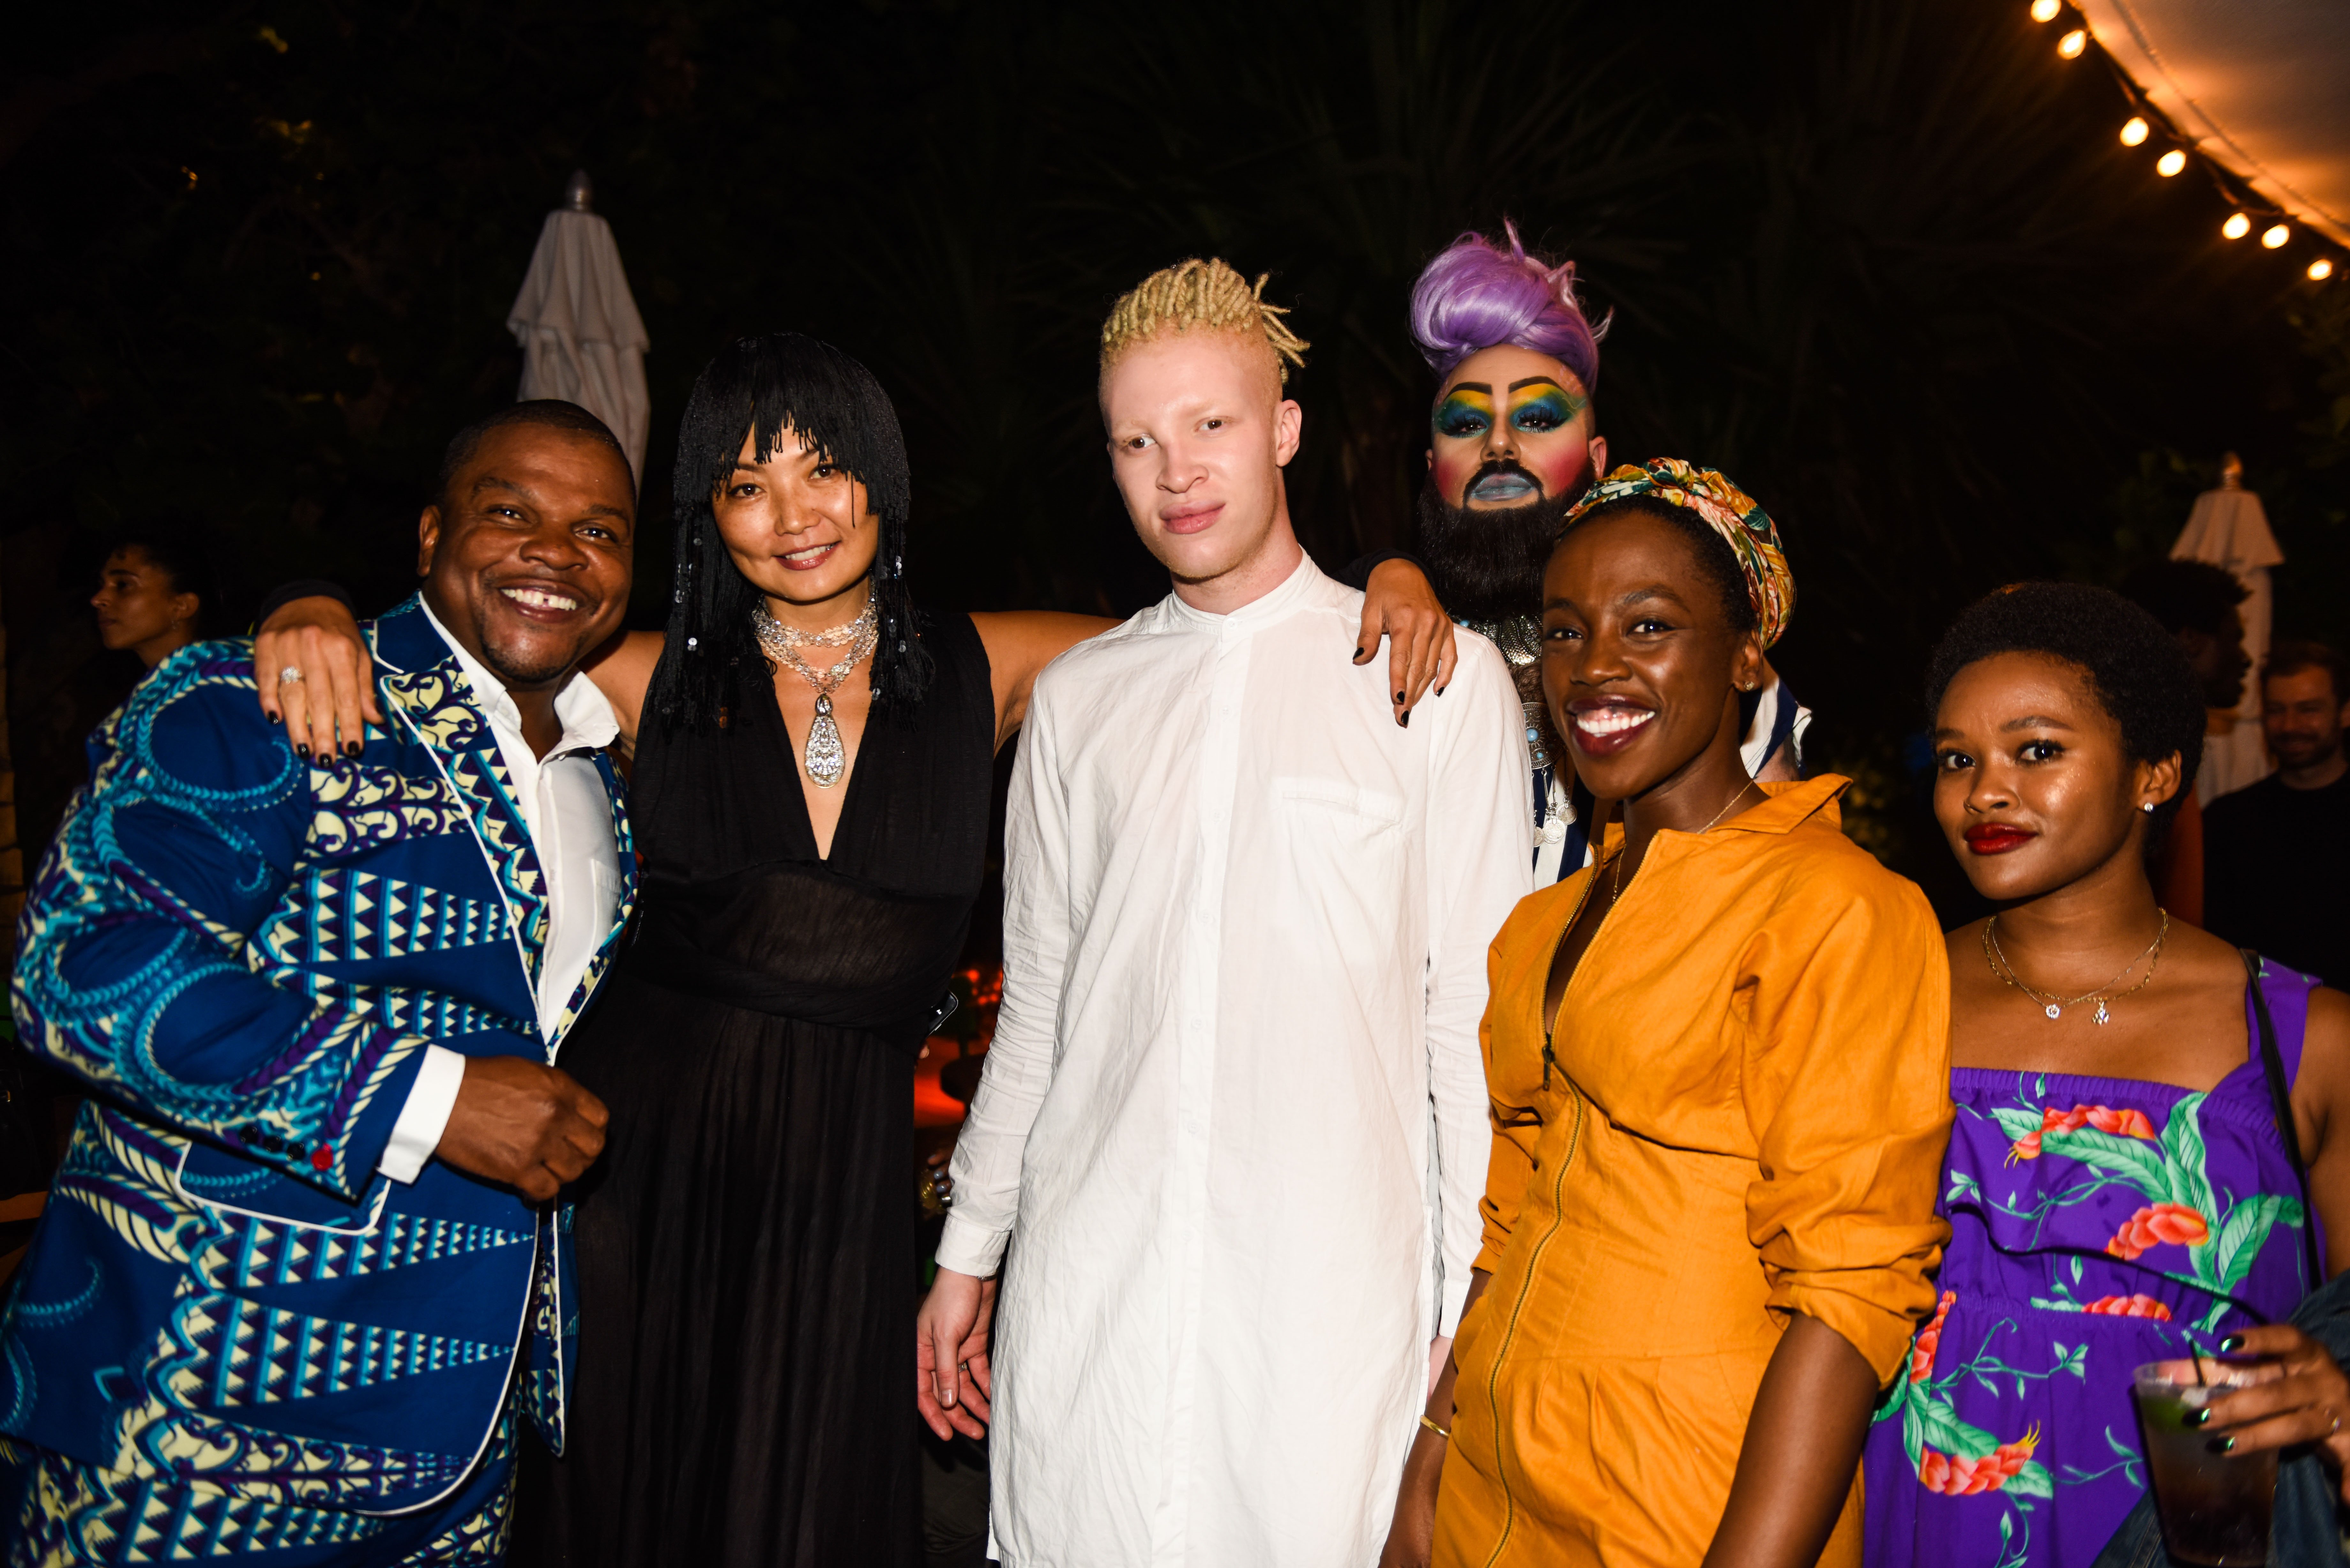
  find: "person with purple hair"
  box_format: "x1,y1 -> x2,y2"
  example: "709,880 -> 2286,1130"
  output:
1378,223 -> 1810,885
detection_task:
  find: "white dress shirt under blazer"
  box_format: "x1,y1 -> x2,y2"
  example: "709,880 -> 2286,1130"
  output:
378,602 -> 624,1183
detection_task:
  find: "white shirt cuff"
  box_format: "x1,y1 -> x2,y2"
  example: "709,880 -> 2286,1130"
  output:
379,1045 -> 467,1184
935,1213 -> 1011,1279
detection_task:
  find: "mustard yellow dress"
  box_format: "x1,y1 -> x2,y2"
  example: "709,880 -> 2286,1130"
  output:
1433,777 -> 1954,1568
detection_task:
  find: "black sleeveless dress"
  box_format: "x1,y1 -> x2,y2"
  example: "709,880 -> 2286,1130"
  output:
538,612 -> 994,1567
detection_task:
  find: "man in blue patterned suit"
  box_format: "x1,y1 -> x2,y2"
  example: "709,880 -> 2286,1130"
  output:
0,401 -> 639,1565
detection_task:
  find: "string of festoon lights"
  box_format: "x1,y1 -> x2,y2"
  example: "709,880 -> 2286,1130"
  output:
2030,0 -> 2338,283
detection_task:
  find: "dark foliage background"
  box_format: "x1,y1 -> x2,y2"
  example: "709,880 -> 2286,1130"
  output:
5,0 -> 2347,895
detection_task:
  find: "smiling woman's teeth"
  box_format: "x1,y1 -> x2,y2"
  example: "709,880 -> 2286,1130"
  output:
501,586 -> 579,612
1573,707 -> 1655,736
785,544 -> 833,563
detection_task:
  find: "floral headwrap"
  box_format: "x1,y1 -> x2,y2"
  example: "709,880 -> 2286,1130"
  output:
1561,458 -> 1795,648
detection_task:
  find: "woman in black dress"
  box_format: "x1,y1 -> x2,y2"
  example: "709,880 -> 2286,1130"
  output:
251,334 -> 1453,1564
541,335 -> 1101,1565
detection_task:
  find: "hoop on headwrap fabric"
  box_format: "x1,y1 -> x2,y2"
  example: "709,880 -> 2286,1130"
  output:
1562,458 -> 1795,648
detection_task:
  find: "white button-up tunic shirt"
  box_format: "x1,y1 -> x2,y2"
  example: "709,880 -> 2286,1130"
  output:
939,557 -> 1532,1567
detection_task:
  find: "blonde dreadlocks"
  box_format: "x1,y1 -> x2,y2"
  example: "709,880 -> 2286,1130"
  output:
1098,259 -> 1310,384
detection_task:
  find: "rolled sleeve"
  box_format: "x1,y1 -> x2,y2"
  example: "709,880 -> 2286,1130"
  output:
1741,876 -> 1954,1387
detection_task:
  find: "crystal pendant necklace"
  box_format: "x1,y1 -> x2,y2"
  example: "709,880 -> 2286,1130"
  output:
751,598 -> 878,788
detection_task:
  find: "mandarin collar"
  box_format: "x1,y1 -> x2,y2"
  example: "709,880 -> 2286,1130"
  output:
1163,548 -> 1322,634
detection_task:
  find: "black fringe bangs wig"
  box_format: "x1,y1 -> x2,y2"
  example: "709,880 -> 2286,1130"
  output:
648,332 -> 930,733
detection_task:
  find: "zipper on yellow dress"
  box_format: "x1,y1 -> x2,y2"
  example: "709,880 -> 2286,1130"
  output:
1479,1077 -> 1585,1568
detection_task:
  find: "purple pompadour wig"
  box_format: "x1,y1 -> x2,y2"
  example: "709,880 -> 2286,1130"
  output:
1409,219 -> 1609,391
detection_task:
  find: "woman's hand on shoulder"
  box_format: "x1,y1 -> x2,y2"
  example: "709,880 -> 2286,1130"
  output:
969,611 -> 1120,752
255,595 -> 377,759
1357,559 -> 1456,726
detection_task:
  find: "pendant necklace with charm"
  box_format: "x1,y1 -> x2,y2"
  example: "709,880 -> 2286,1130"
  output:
1981,911 -> 2169,1024
752,597 -> 877,788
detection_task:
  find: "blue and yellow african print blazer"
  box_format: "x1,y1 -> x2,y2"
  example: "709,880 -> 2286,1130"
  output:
0,597 -> 634,1515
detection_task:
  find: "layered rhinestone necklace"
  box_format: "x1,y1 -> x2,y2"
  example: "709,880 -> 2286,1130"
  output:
752,598 -> 877,788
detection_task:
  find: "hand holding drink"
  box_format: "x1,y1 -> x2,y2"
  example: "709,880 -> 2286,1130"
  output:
2135,1325 -> 2350,1565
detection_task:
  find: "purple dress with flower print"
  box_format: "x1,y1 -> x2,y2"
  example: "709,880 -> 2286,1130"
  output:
1862,960 -> 2322,1568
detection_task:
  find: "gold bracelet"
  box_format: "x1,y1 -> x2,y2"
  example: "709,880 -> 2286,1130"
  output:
1419,1413 -> 1451,1440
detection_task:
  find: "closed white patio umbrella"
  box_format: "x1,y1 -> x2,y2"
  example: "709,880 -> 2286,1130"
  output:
508,170 -> 651,481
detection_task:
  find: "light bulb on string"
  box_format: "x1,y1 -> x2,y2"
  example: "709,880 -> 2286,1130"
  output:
2157,149 -> 2187,177
2058,27 -> 2088,57
2263,224 -> 2291,249
2312,259 -> 2336,282
2120,117 -> 2149,147
2030,0 -> 2060,19
2223,213 -> 2252,240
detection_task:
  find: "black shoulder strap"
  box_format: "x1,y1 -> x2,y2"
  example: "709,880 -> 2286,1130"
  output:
2243,947 -> 2325,1288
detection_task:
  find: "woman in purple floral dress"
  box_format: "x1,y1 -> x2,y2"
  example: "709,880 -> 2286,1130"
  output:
1864,584 -> 2350,1568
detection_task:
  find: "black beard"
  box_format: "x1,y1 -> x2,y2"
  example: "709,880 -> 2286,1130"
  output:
1411,474 -> 1577,622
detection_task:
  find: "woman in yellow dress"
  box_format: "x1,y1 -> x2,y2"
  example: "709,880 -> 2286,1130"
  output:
1380,461 -> 1955,1568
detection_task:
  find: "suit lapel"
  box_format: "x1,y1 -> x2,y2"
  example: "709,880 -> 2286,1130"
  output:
548,752 -> 635,1056
371,602 -> 552,1000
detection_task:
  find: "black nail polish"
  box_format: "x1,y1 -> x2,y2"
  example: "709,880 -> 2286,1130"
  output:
295,744 -> 310,759
344,741 -> 361,758
1395,691 -> 1405,704
2188,1407 -> 2211,1427
1437,686 -> 1447,697
2206,1435 -> 2235,1454
1354,647 -> 1364,659
2220,1334 -> 2246,1353
1400,711 -> 1410,728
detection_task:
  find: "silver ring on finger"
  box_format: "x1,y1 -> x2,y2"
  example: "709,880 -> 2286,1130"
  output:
277,665 -> 306,686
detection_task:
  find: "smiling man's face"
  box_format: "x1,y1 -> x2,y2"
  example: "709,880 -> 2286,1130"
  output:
417,422 -> 635,692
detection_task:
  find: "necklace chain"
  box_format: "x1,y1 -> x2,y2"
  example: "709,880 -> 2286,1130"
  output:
1982,911 -> 2170,1025
1611,779 -> 1760,906
1543,778 -> 1759,1090
753,600 -> 877,695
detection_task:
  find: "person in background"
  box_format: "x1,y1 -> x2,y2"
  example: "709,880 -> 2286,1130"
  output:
89,521 -> 222,669
1348,223 -> 1809,886
2118,558 -> 2251,926
2204,640 -> 2350,984
1864,584 -> 2350,1567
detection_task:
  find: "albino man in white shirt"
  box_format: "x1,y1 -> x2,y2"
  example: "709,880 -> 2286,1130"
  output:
916,260 -> 1535,1567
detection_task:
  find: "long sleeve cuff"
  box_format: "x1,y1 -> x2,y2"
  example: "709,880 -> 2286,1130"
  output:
379,1045 -> 466,1184
934,1212 -> 1011,1278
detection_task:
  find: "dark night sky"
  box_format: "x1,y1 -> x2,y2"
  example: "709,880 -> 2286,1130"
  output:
5,0 -> 2346,887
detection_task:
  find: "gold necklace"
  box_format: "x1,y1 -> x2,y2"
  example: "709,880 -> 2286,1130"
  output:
1552,779 -> 1760,1089
1611,779 -> 1760,906
1981,911 -> 2170,1025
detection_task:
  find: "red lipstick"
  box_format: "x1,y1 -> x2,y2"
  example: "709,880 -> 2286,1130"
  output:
1964,823 -> 2036,855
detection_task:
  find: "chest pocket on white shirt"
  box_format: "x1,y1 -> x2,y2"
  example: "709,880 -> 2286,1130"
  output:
1273,777 -> 1405,829
1267,776 -> 1412,988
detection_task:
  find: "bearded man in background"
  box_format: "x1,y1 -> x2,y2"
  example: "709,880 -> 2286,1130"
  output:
1360,223 -> 1809,883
